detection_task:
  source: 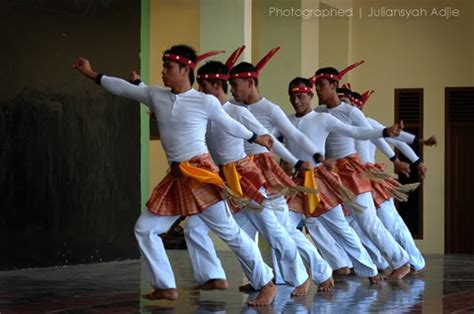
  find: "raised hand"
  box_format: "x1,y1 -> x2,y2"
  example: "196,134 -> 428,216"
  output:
394,158 -> 411,177
72,57 -> 97,80
130,70 -> 141,82
386,120 -> 404,137
420,135 -> 437,147
417,162 -> 427,179
254,134 -> 273,152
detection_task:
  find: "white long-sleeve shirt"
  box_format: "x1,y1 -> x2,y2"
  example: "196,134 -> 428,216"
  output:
207,102 -> 299,166
207,102 -> 265,165
99,75 -> 254,163
315,102 -> 397,162
364,117 -> 420,163
240,97 -> 319,159
286,111 -> 386,166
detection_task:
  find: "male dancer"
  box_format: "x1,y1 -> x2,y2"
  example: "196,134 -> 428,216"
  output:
168,47 -> 314,296
312,63 -> 411,279
229,49 -> 334,292
72,45 -> 277,306
338,85 -> 436,273
282,77 -> 403,283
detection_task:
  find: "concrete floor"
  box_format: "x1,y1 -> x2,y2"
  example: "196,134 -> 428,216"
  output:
1,252 -> 474,313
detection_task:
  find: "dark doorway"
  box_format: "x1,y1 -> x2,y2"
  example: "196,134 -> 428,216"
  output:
445,87 -> 474,254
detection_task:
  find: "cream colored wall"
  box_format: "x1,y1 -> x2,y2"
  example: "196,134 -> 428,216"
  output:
199,0 -> 253,252
318,2 -> 350,71
301,0 -> 320,86
253,0 -> 303,113
349,0 -> 474,253
148,0 -> 200,190
145,0 -> 473,255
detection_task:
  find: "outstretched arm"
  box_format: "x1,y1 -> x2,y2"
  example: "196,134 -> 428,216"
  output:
349,108 -> 411,176
324,114 -> 403,140
72,58 -> 152,105
271,106 -> 323,163
208,99 -> 272,151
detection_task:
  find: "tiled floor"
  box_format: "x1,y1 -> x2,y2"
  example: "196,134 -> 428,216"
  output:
1,253 -> 474,313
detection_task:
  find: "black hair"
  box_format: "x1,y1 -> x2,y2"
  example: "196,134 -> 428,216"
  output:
197,61 -> 229,94
315,67 -> 339,87
350,91 -> 363,100
163,44 -> 196,85
288,77 -> 312,89
229,62 -> 258,86
336,87 -> 352,97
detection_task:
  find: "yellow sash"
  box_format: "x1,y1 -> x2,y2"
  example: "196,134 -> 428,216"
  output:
304,170 -> 321,215
179,161 -> 224,188
221,163 -> 244,196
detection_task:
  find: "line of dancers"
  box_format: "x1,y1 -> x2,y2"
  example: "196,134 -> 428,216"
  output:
72,44 -> 435,306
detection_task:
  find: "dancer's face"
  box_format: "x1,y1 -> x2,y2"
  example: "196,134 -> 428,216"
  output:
289,84 -> 313,116
315,78 -> 337,103
197,79 -> 219,97
229,78 -> 252,103
161,60 -> 189,88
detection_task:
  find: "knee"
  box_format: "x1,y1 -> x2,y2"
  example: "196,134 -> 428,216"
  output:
134,216 -> 154,240
183,222 -> 200,239
134,221 -> 148,240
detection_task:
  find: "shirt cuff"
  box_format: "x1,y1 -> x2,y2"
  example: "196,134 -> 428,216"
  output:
95,73 -> 104,85
247,133 -> 258,143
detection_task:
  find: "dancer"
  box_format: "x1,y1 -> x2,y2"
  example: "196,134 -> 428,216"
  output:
312,62 -> 411,279
229,48 -> 334,292
72,45 -> 277,306
338,85 -> 436,273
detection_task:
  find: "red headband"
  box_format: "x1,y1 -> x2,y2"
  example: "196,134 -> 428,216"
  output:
163,50 -> 225,70
196,45 -> 246,81
310,60 -> 365,85
290,86 -> 313,95
340,83 -> 374,109
229,47 -> 280,79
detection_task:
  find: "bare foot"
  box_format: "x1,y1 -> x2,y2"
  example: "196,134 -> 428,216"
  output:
410,266 -> 426,275
291,278 -> 311,297
239,283 -> 257,293
318,277 -> 334,292
143,288 -> 178,300
333,267 -> 351,276
379,268 -> 391,276
248,281 -> 277,306
369,274 -> 384,284
197,279 -> 228,291
388,263 -> 411,280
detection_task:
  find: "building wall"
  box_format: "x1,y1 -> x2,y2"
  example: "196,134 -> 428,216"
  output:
148,0 -> 201,193
0,0 -> 141,270
350,0 -> 474,253
145,0 -> 474,255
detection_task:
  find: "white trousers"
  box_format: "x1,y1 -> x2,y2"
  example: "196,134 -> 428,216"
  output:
377,198 -> 425,271
345,192 -> 409,269
134,200 -> 273,290
307,205 -> 378,277
347,216 -> 391,270
270,196 -> 333,285
184,188 -> 309,287
183,210 -> 258,285
294,212 -> 353,271
184,214 -> 227,284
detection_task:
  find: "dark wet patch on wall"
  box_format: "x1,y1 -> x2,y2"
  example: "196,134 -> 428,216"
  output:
0,1 -> 141,270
